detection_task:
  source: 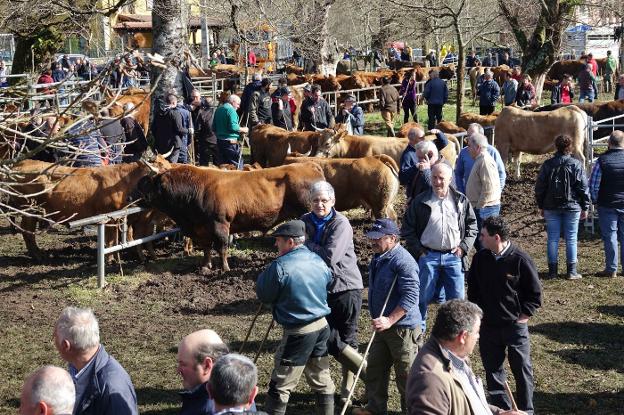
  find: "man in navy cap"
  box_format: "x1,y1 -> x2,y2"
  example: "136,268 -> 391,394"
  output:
353,218 -> 421,415
256,220 -> 335,415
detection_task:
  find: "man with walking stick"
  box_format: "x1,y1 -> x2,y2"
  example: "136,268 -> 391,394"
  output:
256,220 -> 335,415
352,218 -> 421,415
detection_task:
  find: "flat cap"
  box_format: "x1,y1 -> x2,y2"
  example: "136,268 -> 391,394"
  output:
271,220 -> 306,238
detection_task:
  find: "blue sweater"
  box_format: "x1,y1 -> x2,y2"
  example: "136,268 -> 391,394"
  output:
256,245 -> 331,327
478,79 -> 500,106
454,145 -> 506,194
368,244 -> 421,329
399,132 -> 449,198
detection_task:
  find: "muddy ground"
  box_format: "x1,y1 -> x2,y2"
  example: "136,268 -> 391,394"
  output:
1,159 -> 623,414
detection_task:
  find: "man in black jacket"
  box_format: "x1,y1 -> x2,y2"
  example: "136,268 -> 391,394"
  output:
152,94 -> 188,162
120,103 -> 148,162
299,85 -> 335,131
271,87 -> 293,131
467,216 -> 542,415
249,78 -> 273,128
189,90 -> 216,165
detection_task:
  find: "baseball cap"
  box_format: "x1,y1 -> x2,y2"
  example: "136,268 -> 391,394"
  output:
271,220 -> 306,238
365,218 -> 400,239
344,94 -> 356,102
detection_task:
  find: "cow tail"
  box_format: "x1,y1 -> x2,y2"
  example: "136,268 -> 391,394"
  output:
375,154 -> 399,178
376,154 -> 400,220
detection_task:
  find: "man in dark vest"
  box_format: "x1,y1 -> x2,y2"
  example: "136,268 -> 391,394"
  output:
589,130 -> 624,278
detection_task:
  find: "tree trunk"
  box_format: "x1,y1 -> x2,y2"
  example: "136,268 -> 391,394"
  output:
454,24 -> 465,123
151,0 -> 189,102
12,29 -> 63,76
316,1 -> 339,75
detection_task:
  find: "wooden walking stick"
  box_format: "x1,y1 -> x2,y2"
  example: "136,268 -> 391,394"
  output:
504,380 -> 519,411
239,303 -> 264,354
339,273 -> 399,415
254,318 -> 275,364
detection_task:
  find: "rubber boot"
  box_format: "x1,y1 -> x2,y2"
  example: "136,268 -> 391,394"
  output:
340,365 -> 356,405
315,393 -> 335,415
264,394 -> 288,415
547,263 -> 558,279
335,345 -> 367,379
567,262 -> 582,280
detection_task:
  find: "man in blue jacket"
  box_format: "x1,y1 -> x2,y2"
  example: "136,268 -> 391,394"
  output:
477,70 -> 500,115
53,307 -> 138,415
353,219 -> 421,415
423,70 -> 448,129
256,220 -> 335,415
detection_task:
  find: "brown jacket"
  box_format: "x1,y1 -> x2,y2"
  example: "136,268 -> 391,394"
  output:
406,339 -> 500,415
380,84 -> 400,113
465,152 -> 501,209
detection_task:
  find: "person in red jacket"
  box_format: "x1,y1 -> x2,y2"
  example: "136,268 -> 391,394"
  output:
248,50 -> 257,67
586,52 -> 598,76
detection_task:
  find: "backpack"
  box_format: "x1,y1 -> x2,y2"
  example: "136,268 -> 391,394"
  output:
548,161 -> 573,203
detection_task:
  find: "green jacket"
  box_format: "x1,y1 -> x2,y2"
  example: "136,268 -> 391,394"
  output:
212,103 -> 241,141
606,56 -> 617,75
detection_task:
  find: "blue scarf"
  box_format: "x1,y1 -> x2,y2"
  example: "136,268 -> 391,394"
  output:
310,209 -> 335,244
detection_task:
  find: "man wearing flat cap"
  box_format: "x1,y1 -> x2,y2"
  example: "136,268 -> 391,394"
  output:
256,220 -> 335,415
353,218 -> 421,415
335,94 -> 364,135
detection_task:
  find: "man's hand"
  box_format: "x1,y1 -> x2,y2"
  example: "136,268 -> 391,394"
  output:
540,209 -> 544,217
188,127 -> 194,135
580,210 -> 588,220
278,100 -> 283,110
451,246 -> 464,257
239,126 -> 249,134
309,106 -> 315,113
417,154 -> 431,171
516,314 -> 530,324
372,316 -> 393,332
429,128 -> 440,134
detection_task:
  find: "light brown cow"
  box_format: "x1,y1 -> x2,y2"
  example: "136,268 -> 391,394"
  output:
469,66 -> 486,102
131,162 -> 325,272
311,130 -> 459,167
436,121 -> 466,135
10,154 -> 171,261
396,122 -> 462,163
108,88 -> 151,134
249,124 -> 344,167
457,112 -> 499,130
283,155 -> 400,220
494,105 -> 587,178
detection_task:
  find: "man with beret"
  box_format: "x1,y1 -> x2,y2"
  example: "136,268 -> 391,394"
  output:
353,218 -> 421,415
271,87 -> 294,131
335,94 -> 364,135
256,220 -> 335,415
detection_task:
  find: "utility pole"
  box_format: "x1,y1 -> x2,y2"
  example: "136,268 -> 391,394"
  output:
200,0 -> 210,68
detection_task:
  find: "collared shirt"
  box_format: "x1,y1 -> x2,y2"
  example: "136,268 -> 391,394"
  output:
69,346 -> 99,380
442,347 -> 491,415
420,191 -> 461,250
589,160 -> 602,203
492,241 -> 511,260
214,407 -> 247,415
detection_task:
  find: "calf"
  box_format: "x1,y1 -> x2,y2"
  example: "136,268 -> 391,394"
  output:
131,163 -> 325,272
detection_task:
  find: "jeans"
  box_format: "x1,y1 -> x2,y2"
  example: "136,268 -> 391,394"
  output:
543,209 -> 580,265
597,206 -> 624,272
326,289 -> 362,355
480,322 -> 534,414
475,205 -> 501,250
418,251 -> 464,331
480,105 -> 495,115
579,89 -> 594,103
216,140 -> 242,168
403,101 -> 418,124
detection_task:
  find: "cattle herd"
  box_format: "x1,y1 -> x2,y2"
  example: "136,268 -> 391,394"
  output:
5,56 -> 624,274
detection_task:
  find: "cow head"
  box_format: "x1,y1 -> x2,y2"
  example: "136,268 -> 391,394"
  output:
128,174 -> 158,207
139,148 -> 172,175
309,125 -> 348,157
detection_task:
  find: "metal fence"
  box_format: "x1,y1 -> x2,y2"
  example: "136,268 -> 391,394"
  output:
68,207 -> 179,288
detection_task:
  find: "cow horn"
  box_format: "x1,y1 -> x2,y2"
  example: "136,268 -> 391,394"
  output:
312,125 -> 323,132
140,160 -> 160,175
287,143 -> 292,155
160,147 -> 174,159
302,148 -> 312,156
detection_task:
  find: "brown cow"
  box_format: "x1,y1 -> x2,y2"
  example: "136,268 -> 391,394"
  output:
10,154 -> 171,261
249,124 -> 344,167
311,130 -> 459,167
494,105 -> 587,178
396,122 -> 425,138
547,60 -> 587,81
469,66 -> 486,102
457,112 -> 499,130
435,121 -> 466,135
306,74 -> 342,92
283,155 -> 400,220
108,88 -> 151,134
131,162 -> 325,272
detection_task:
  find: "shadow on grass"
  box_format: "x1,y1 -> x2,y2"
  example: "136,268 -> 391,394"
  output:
597,305 -> 624,318
532,322 -> 624,372
228,339 -> 281,355
535,390 -> 624,415
137,386 -> 180,407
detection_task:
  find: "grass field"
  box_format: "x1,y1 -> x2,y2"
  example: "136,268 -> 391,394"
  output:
0,96 -> 623,414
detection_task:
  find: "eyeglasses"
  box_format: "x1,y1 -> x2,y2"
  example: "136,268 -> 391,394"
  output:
312,198 -> 332,204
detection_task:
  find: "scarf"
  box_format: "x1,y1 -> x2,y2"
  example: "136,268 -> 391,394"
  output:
310,209 -> 335,244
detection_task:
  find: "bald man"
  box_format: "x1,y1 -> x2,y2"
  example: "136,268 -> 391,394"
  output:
20,365 -> 75,415
178,329 -> 230,415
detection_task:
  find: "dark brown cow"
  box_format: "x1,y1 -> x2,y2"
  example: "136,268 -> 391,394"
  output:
131,162 -> 325,272
10,154 -> 171,261
535,100 -> 624,138
436,121 -> 466,135
283,155 -> 400,220
547,60 -> 586,81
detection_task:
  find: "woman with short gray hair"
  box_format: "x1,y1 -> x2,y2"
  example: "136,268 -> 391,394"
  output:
300,180 -> 365,405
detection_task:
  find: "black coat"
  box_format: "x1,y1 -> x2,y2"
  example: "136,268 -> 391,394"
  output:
151,103 -> 188,154
534,153 -> 590,211
120,117 -> 147,162
271,100 -> 293,130
191,103 -> 216,144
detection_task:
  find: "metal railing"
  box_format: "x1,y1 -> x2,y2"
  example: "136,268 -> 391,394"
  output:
68,206 -> 179,288
584,113 -> 624,233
